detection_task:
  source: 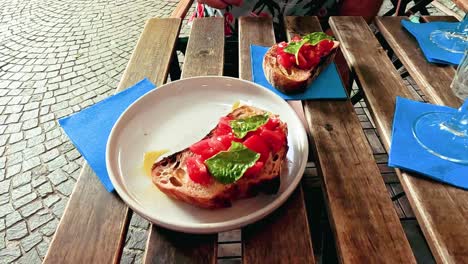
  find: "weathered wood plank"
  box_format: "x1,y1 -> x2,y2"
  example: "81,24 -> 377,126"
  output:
239,16 -> 315,264
143,17 -> 224,264
330,16 -> 468,264
44,18 -> 182,264
181,17 -> 225,78
375,16 -> 461,108
287,16 -> 415,264
170,0 -> 194,19
421,15 -> 459,23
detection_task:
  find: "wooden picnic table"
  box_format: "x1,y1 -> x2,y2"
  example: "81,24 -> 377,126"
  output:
43,15 -> 466,263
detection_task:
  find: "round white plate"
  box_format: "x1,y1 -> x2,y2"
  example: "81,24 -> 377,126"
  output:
106,76 -> 308,234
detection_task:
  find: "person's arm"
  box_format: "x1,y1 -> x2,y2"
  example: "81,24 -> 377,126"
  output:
197,0 -> 242,9
338,0 -> 384,24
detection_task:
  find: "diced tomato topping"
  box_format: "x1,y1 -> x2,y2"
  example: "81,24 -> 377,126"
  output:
263,118 -> 280,131
189,139 -> 218,159
277,53 -> 294,68
291,35 -> 302,42
260,129 -> 286,152
296,51 -> 313,70
244,161 -> 264,178
186,156 -> 211,185
278,41 -> 288,49
212,135 -> 234,150
316,39 -> 334,56
243,135 -> 270,162
214,116 -> 233,136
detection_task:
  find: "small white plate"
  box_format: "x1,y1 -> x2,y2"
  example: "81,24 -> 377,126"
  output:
106,76 -> 308,234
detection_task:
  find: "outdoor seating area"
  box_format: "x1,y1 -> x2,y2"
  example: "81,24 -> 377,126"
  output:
0,0 -> 466,263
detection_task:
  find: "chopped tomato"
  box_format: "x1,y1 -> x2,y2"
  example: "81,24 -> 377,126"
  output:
278,41 -> 288,49
260,129 -> 286,152
189,139 -> 218,159
244,161 -> 264,178
296,51 -> 313,70
243,135 -> 270,162
291,35 -> 302,42
214,116 -> 233,136
277,53 -> 294,68
186,156 -> 211,184
316,39 -> 334,56
263,118 -> 280,131
210,135 -> 233,151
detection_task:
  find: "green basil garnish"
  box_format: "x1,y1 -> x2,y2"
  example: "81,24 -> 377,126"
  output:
205,142 -> 260,184
230,114 -> 269,139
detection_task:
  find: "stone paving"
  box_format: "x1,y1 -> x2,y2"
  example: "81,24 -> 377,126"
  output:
0,0 -> 461,263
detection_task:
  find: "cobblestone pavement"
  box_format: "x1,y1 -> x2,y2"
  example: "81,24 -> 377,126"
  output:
0,0 -> 460,263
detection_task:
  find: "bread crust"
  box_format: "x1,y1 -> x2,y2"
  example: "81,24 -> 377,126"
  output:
263,41 -> 340,94
151,105 -> 288,209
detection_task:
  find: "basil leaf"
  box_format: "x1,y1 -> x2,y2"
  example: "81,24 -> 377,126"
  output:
205,142 -> 260,184
230,114 -> 269,139
302,32 -> 334,46
283,39 -> 308,55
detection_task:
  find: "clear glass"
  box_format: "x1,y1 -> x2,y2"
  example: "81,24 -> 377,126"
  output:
412,51 -> 468,164
430,14 -> 468,53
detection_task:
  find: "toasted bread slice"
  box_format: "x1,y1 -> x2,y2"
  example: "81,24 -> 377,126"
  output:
263,41 -> 340,94
151,105 -> 288,209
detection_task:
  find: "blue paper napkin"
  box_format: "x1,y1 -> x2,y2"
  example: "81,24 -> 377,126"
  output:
59,79 -> 156,192
401,20 -> 464,65
250,45 -> 347,100
389,97 -> 468,189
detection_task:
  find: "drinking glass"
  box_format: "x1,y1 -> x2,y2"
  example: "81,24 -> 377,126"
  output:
430,14 -> 468,53
412,50 -> 468,164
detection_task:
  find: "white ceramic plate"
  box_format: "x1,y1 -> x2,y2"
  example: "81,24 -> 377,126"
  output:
106,76 -> 308,234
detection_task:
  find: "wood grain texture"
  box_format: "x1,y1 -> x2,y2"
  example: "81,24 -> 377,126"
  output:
44,18 -> 181,264
421,15 -> 460,22
375,16 -> 462,107
170,0 -> 194,19
239,16 -> 315,264
286,16 -> 415,264
143,17 -> 223,264
181,17 -> 225,78
330,16 -> 468,264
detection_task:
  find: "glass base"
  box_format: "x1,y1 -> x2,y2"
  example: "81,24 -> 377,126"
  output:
430,30 -> 468,54
412,112 -> 468,164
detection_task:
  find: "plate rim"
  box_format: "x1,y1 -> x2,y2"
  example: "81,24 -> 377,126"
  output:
106,76 -> 308,234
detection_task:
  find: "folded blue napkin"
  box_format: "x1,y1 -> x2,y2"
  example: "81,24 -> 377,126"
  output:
59,79 -> 156,192
389,97 -> 468,190
401,20 -> 464,65
250,45 -> 347,100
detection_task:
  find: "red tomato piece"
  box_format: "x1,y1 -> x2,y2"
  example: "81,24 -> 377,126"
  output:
243,135 -> 270,162
296,51 -> 312,70
291,35 -> 302,42
278,41 -> 288,49
316,39 -> 334,56
244,161 -> 264,178
277,53 -> 293,68
189,139 -> 217,159
263,118 -> 280,131
260,129 -> 286,152
214,116 -> 233,136
186,156 -> 211,184
210,135 -> 232,151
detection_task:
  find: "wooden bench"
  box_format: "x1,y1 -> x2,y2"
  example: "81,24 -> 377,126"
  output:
331,16 -> 468,263
44,15 -> 446,263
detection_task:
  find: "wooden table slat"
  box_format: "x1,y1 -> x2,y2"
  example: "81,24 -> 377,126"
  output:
286,16 -> 415,264
143,17 -> 225,264
44,18 -> 182,264
375,16 -> 461,108
330,16 -> 468,264
239,16 -> 315,264
421,15 -> 459,22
